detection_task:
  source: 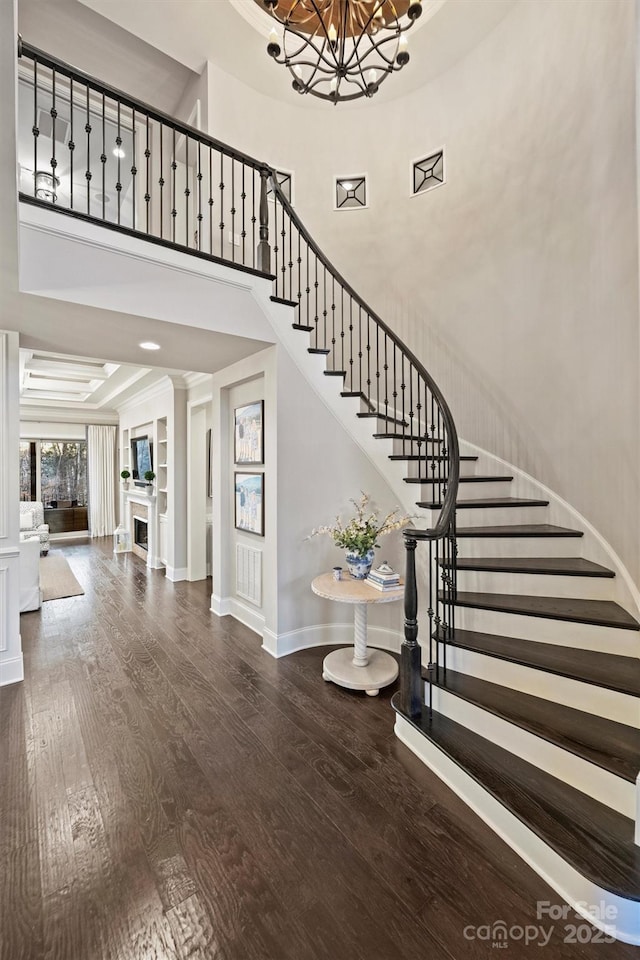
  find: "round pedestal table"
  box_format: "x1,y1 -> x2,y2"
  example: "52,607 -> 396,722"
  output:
311,571 -> 404,697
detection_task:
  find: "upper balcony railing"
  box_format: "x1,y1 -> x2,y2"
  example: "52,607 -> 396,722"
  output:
17,39 -> 273,278
17,39 -> 459,720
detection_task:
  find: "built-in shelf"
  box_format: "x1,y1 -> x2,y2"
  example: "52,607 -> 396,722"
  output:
156,418 -> 168,517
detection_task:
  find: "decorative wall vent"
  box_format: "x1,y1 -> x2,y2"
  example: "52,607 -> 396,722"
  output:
412,150 -> 445,196
268,169 -> 293,204
335,175 -> 367,210
236,542 -> 262,607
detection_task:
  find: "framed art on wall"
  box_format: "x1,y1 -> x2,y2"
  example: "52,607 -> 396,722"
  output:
234,472 -> 264,536
234,400 -> 264,465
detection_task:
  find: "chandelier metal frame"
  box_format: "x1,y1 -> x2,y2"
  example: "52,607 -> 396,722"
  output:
261,0 -> 423,103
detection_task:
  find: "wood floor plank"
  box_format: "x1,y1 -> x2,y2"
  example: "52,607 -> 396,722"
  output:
5,538 -> 638,960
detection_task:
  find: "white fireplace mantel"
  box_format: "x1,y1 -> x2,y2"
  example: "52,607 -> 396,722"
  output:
122,488 -> 163,569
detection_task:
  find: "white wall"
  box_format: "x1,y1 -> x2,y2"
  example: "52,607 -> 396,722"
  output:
211,344 -> 409,653
0,331 -> 23,685
198,0 -> 640,587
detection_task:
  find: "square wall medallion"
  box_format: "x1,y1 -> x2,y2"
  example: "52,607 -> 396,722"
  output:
413,150 -> 445,196
268,169 -> 293,204
335,175 -> 367,210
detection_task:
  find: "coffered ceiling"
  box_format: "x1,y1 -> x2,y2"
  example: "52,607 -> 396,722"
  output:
19,348 -> 183,415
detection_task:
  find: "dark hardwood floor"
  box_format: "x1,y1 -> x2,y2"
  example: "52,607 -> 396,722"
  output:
1,538 -> 636,960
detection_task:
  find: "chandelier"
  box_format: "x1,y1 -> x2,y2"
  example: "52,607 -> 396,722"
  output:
259,0 -> 423,103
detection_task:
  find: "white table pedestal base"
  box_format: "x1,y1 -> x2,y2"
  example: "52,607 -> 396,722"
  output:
322,647 -> 399,697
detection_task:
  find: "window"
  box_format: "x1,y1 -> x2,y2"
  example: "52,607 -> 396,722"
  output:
19,441 -> 36,501
40,441 -> 87,507
19,439 -> 88,533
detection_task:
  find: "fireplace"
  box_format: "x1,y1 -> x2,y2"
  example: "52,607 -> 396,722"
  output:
128,499 -> 150,562
134,517 -> 148,551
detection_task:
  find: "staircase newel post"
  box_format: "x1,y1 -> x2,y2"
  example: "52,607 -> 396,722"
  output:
257,166 -> 271,274
400,533 -> 422,718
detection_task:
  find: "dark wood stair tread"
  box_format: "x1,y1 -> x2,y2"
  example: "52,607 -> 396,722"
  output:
292,323 -> 313,331
441,557 -> 615,577
393,704 -> 640,902
374,432 -> 443,443
405,475 -> 513,484
357,412 -> 407,426
447,591 -> 640,631
421,667 -> 640,782
419,497 -> 549,510
270,294 -> 298,307
388,454 -> 478,462
456,524 -> 583,538
323,370 -> 346,377
308,347 -> 330,355
434,627 -> 640,698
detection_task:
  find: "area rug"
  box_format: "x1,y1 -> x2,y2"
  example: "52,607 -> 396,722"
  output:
40,554 -> 85,602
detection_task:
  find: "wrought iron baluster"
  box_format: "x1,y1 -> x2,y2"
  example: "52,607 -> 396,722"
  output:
158,120 -> 164,238
69,76 -> 74,210
241,163 -> 246,265
209,147 -> 213,256
196,141 -> 202,250
230,157 -> 235,262
85,83 -> 91,214
100,91 -> 106,220
185,135 -> 190,248
51,67 -> 57,202
116,100 -> 122,225
33,58 -> 38,198
144,113 -> 150,233
131,107 -> 136,231
171,127 -> 177,244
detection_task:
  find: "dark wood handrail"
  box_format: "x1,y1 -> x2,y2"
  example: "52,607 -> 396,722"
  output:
268,175 -> 460,539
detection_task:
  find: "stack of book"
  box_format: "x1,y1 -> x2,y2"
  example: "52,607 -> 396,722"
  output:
366,564 -> 401,592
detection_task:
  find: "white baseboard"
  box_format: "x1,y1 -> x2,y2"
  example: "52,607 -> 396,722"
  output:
261,622 -> 402,659
395,714 -> 640,946
165,566 -> 188,582
0,653 -> 24,686
210,594 -> 265,636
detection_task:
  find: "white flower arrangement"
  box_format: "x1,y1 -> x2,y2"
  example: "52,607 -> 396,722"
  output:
307,492 -> 413,557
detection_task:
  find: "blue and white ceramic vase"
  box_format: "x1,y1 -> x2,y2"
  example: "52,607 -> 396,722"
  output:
344,548 -> 375,580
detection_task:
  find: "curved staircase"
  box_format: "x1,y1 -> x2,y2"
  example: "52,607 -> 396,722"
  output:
264,184 -> 640,942
16,41 -> 640,944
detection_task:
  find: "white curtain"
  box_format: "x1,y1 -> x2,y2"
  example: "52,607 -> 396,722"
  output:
87,425 -> 116,537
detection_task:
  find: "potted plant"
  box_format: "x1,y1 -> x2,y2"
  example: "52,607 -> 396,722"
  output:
144,470 -> 156,492
307,492 -> 413,579
120,469 -> 131,490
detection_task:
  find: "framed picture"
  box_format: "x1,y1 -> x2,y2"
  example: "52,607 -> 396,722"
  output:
234,400 -> 264,465
234,472 -> 264,536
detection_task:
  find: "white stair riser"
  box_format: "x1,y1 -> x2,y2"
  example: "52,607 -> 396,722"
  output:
415,480 -> 515,501
424,685 -> 634,819
454,569 -> 615,601
454,506 -> 550,526
395,715 -> 640,946
456,536 -> 584,559
435,643 -> 638,727
454,607 -> 640,657
401,459 -> 478,479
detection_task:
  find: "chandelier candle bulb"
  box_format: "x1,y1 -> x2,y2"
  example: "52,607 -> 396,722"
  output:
328,22 -> 337,44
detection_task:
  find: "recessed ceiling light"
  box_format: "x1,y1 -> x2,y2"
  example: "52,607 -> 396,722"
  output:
113,147 -> 126,159
139,341 -> 160,351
